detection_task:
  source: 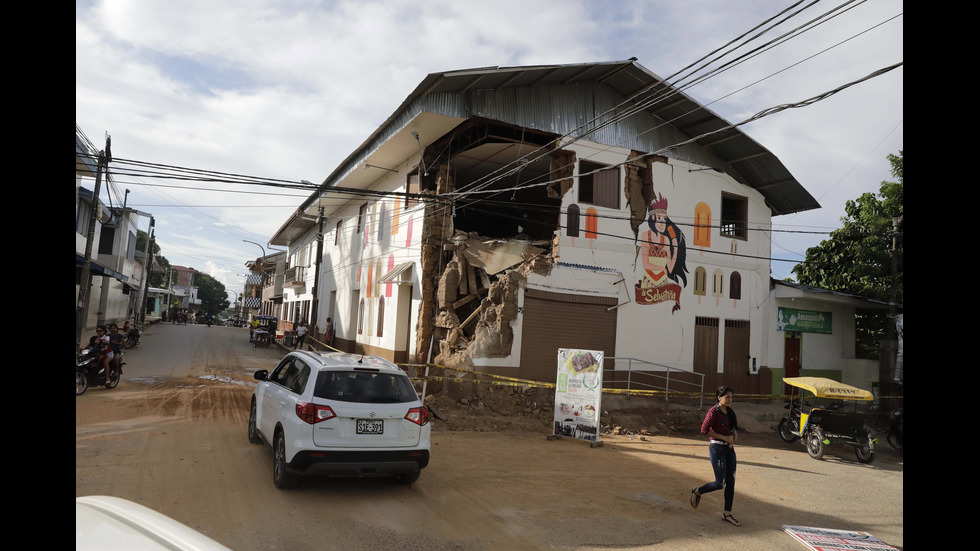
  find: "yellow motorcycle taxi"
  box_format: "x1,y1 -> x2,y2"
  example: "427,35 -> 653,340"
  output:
778,377 -> 876,463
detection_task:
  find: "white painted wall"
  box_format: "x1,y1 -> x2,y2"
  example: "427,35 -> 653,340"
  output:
520,144 -> 773,377
312,152 -> 425,357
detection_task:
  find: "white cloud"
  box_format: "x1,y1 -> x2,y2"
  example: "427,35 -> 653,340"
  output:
77,0 -> 902,287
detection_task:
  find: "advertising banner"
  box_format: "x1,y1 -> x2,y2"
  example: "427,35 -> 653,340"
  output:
782,525 -> 898,550
777,307 -> 833,334
553,349 -> 603,443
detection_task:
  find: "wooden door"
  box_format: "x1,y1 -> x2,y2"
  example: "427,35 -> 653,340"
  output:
694,317 -> 720,390
723,319 -> 751,392
783,332 -> 801,395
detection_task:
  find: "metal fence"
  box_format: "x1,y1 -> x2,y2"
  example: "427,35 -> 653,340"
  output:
602,356 -> 705,408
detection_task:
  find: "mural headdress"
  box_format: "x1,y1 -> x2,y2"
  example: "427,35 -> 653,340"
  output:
648,193 -> 669,213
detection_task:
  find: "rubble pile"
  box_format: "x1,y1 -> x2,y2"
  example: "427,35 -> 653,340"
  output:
423,380 -> 707,437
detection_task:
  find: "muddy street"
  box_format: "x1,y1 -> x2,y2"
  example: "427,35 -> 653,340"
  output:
76,323 -> 903,550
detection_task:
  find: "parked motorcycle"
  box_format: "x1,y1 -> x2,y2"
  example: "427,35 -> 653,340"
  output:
777,377 -> 876,463
76,347 -> 122,396
887,408 -> 903,452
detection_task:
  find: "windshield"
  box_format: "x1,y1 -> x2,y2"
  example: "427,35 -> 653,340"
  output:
313,371 -> 418,403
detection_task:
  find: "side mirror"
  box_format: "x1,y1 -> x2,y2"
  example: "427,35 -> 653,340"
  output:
254,370 -> 268,381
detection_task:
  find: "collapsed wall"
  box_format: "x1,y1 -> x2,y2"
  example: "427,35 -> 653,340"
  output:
412,138 -> 666,389
431,232 -> 551,369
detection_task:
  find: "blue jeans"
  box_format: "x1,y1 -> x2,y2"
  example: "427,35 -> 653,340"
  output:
697,443 -> 736,511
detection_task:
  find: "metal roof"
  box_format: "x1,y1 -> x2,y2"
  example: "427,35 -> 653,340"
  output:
773,279 -> 896,310
272,59 -> 819,245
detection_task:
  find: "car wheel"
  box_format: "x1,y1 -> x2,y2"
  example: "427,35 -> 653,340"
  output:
248,400 -> 261,444
273,430 -> 297,489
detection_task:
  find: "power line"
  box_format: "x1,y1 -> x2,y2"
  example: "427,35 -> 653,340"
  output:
76,9 -> 901,282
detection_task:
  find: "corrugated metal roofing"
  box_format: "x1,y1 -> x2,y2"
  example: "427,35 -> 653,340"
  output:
274,59 -> 819,244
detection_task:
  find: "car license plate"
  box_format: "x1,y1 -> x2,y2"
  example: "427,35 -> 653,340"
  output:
357,419 -> 383,434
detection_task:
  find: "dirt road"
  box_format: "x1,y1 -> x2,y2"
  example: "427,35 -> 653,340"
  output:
76,324 -> 903,550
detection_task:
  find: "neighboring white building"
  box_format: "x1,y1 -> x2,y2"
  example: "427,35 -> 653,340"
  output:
266,60 -> 890,397
76,127 -> 154,336
768,279 -> 891,394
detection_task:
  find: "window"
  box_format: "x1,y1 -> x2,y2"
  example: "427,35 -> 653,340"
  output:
720,193 -> 748,240
712,270 -> 724,297
405,173 -> 420,208
76,201 -> 91,234
377,296 -> 385,338
357,203 -> 367,233
694,267 -> 707,296
127,230 -> 137,260
566,204 -> 580,237
287,362 -> 311,394
314,371 -> 417,403
271,358 -> 295,387
293,244 -> 310,268
98,225 -> 116,255
578,161 -> 620,209
729,272 -> 742,300
334,220 -> 343,246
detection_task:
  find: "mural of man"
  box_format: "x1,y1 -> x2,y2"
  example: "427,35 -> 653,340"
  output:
636,193 -> 688,312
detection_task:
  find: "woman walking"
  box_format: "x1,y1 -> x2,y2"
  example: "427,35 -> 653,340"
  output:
690,386 -> 741,526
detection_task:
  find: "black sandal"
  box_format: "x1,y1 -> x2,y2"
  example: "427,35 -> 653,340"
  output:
723,513 -> 741,526
690,488 -> 701,509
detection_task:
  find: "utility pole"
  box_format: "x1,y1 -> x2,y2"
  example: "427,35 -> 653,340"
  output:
311,204 -> 325,337
886,214 -> 903,382
137,217 -> 156,324
76,135 -> 110,352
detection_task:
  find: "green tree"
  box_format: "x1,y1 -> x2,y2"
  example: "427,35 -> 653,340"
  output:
195,272 -> 230,314
136,229 -> 171,287
792,151 -> 903,357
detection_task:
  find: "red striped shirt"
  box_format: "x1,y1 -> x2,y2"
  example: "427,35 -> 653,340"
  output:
701,405 -> 738,439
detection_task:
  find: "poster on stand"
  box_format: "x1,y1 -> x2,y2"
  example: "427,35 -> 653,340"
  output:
781,526 -> 898,550
553,349 -> 603,442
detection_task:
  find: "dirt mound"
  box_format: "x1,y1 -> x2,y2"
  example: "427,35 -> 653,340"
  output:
422,384 -> 716,437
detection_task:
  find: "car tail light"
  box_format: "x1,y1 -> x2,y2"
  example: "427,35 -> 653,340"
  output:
296,402 -> 336,424
405,406 -> 430,426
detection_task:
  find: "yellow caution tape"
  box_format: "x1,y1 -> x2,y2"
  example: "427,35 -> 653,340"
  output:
302,342 -> 900,402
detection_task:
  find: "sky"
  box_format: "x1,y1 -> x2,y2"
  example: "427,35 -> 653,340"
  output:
75,0 -> 903,302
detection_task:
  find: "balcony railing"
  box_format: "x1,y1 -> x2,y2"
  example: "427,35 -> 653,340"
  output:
284,265 -> 306,288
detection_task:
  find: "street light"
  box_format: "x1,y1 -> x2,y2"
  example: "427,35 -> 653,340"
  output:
229,290 -> 240,321
242,239 -> 266,258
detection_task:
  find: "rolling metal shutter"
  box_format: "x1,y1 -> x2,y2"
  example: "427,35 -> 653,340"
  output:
519,289 -> 617,383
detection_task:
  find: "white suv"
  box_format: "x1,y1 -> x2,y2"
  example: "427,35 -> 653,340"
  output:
248,351 -> 431,488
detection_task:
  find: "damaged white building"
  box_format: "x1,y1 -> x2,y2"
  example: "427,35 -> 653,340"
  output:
268,59 -> 824,397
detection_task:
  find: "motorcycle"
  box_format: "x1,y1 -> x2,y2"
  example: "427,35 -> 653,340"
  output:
125,325 -> 142,349
777,377 -> 876,464
76,347 -> 122,396
887,408 -> 903,452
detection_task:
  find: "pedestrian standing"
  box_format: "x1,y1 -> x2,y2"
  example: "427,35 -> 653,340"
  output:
325,317 -> 334,347
690,386 -> 741,526
295,322 -> 308,350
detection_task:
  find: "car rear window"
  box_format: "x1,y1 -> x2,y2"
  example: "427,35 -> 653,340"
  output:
313,370 -> 418,403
